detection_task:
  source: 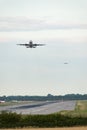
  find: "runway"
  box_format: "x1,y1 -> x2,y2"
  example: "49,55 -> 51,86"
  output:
0,101 -> 76,114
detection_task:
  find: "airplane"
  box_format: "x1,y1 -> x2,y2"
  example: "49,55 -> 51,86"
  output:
64,62 -> 68,64
17,40 -> 45,48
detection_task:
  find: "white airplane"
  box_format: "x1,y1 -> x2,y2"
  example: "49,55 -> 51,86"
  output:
17,40 -> 45,48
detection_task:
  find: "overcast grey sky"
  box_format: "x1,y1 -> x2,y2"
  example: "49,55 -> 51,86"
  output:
0,0 -> 87,96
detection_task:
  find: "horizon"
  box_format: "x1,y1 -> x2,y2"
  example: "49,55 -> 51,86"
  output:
0,93 -> 87,97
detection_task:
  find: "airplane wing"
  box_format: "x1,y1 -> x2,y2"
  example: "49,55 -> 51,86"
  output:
34,44 -> 45,46
17,43 -> 28,46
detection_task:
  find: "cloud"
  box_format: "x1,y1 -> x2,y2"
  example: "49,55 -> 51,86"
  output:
0,16 -> 87,31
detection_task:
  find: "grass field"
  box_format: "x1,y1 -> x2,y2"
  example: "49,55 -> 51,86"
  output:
59,100 -> 87,117
1,127 -> 87,130
0,101 -> 33,106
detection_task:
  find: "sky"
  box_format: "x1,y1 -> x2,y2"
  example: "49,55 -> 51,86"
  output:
0,0 -> 87,96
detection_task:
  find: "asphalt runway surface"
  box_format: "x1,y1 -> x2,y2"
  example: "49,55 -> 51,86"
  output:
0,101 -> 76,114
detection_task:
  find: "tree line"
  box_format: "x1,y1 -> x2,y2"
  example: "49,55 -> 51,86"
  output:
0,94 -> 87,101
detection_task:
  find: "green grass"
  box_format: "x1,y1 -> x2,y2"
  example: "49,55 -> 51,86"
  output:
59,100 -> 87,117
0,101 -> 32,106
0,111 -> 87,128
0,102 -> 17,106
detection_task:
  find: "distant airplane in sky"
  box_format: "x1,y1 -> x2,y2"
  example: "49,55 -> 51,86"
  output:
17,40 -> 45,48
64,62 -> 68,64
